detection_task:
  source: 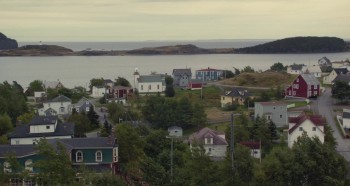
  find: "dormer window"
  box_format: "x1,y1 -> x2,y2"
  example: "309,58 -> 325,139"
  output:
95,151 -> 103,162
205,137 -> 213,144
25,159 -> 33,172
76,151 -> 83,162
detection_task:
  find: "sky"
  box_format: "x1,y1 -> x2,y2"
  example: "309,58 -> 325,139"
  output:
1,0 -> 350,42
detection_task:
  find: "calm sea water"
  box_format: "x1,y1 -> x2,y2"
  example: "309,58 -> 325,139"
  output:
1,41 -> 349,88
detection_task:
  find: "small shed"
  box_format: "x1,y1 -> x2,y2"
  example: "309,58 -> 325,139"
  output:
168,126 -> 183,137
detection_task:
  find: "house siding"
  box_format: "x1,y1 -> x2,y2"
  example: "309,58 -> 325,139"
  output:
285,75 -> 320,98
254,103 -> 288,127
288,119 -> 324,148
72,149 -> 113,164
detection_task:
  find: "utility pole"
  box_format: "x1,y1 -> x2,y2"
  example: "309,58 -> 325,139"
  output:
230,113 -> 234,173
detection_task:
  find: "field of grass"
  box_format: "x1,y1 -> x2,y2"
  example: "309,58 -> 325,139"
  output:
220,71 -> 297,88
175,85 -> 222,107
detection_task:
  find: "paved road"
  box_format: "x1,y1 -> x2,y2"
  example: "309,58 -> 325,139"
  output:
316,88 -> 350,161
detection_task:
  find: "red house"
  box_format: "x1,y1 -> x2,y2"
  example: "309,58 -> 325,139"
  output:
188,79 -> 203,90
285,74 -> 320,98
107,86 -> 133,99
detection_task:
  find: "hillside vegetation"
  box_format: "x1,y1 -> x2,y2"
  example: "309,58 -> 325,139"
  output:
220,71 -> 297,87
236,36 -> 348,53
0,45 -> 74,56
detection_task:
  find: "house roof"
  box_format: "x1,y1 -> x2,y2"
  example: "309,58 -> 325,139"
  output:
110,85 -> 133,90
318,56 -> 331,64
8,122 -> 74,138
240,141 -> 260,149
104,79 -> 114,84
289,64 -> 305,71
172,69 -> 192,76
44,81 -> 62,89
0,145 -> 37,158
333,68 -> 349,75
196,67 -> 222,72
73,97 -> 94,107
306,65 -> 321,73
48,95 -> 72,103
138,75 -> 165,84
256,101 -> 287,106
189,127 -> 228,146
343,111 -> 350,119
28,116 -> 57,126
288,114 -> 325,134
223,87 -> 251,98
0,137 -> 116,158
332,74 -> 350,84
48,137 -> 116,150
300,74 -> 320,85
190,79 -> 203,84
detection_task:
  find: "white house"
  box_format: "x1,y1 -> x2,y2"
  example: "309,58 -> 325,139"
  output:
240,141 -> 261,159
288,114 -> 325,148
305,65 -> 322,78
8,116 -> 74,145
133,69 -> 166,95
38,95 -> 72,116
92,86 -> 106,98
287,64 -> 307,75
342,109 -> 350,129
189,127 -> 228,159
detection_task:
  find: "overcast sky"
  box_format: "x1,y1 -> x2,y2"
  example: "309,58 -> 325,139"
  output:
1,0 -> 349,42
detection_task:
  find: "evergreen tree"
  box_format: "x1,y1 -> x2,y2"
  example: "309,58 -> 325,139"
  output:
87,105 -> 99,128
268,120 -> 278,142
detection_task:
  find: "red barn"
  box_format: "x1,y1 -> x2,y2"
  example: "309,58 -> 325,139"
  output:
285,74 -> 320,98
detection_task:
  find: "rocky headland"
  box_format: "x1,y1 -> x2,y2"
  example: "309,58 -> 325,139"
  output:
0,32 -> 18,50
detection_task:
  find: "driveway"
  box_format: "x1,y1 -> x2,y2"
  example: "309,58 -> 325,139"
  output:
315,88 -> 350,161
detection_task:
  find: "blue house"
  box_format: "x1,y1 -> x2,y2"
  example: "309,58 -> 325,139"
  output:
195,67 -> 223,81
0,137 -> 118,180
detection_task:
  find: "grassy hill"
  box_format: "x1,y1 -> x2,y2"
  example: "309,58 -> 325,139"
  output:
220,71 -> 297,88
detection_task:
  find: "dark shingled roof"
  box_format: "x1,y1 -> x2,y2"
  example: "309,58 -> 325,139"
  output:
0,145 -> 37,158
288,114 -> 325,134
48,95 -> 72,103
172,69 -> 192,76
240,141 -> 260,149
48,137 -> 117,150
9,122 -> 74,138
28,116 -> 57,126
332,74 -> 350,84
189,127 -> 227,145
256,101 -> 287,106
289,64 -> 305,71
343,111 -> 350,119
223,87 -> 251,98
333,68 -> 349,75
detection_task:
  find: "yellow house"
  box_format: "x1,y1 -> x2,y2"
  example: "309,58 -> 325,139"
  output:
220,88 -> 252,108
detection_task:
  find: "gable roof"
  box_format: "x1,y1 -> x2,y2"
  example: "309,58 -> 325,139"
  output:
138,75 -> 165,85
48,95 -> 72,103
28,116 -> 57,126
73,97 -> 94,107
299,74 -> 320,85
289,64 -> 305,71
332,74 -> 350,84
333,68 -> 349,75
288,114 -> 325,134
173,69 -> 192,76
189,127 -> 228,146
9,122 -> 74,138
196,67 -> 222,72
48,137 -> 116,150
0,145 -> 37,158
44,81 -> 63,89
240,141 -> 260,149
223,87 -> 251,98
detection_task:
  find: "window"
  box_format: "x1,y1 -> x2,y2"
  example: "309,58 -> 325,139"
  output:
157,84 -> 160,90
148,85 -> 151,90
15,140 -> 19,145
76,151 -> 83,162
280,115 -> 283,118
25,159 -> 33,172
86,107 -> 90,112
141,85 -> 143,90
222,97 -> 225,100
312,127 -> 316,131
299,127 -> 303,131
46,125 -> 50,129
60,107 -> 65,113
3,162 -> 11,173
296,78 -> 299,82
113,148 -> 118,162
208,148 -> 211,153
95,151 -> 103,162
205,137 -> 213,144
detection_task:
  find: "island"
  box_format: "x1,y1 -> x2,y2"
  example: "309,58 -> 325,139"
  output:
0,36 -> 349,56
